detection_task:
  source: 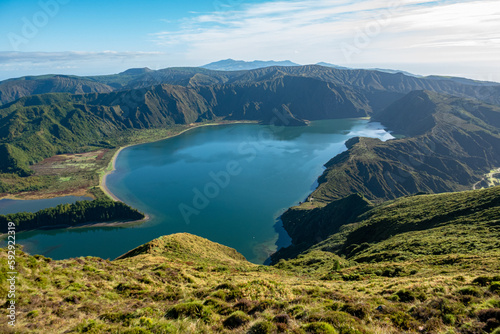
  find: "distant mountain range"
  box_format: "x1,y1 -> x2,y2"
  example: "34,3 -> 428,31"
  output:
2,60 -> 499,106
1,65 -> 500,178
201,59 -> 301,71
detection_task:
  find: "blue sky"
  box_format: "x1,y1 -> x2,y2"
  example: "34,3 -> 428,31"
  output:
0,0 -> 499,81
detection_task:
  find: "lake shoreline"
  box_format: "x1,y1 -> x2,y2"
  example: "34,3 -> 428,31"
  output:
2,118 -> 389,262
0,121 -> 257,240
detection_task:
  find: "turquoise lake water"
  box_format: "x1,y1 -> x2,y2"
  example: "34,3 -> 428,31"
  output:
0,196 -> 93,215
1,120 -> 392,263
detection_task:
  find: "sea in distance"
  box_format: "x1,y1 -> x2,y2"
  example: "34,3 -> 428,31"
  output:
2,119 -> 393,264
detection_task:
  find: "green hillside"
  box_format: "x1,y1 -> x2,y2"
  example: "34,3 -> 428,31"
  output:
1,66 -> 500,333
1,187 -> 500,333
0,75 -> 113,105
272,91 -> 500,265
293,91 -> 500,206
0,77 -> 372,175
275,186 -> 500,266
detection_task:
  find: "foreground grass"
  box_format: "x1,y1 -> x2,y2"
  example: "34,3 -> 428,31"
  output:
1,233 -> 499,334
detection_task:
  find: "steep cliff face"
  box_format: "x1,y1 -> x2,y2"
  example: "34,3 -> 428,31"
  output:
0,75 -> 372,174
310,91 -> 500,204
273,91 -> 500,261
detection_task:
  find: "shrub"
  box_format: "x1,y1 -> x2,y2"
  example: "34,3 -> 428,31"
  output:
234,299 -> 255,313
151,321 -> 177,334
64,294 -> 81,304
307,311 -> 361,333
210,290 -> 226,301
456,286 -> 483,297
139,317 -> 154,328
123,328 -> 151,334
273,314 -> 291,324
491,282 -> 500,294
442,313 -> 456,325
341,302 -> 369,319
477,308 -> 500,323
164,301 -> 210,322
27,310 -> 39,318
114,283 -> 144,296
342,274 -> 361,281
287,305 -> 307,319
152,290 -> 181,302
411,305 -> 440,321
250,299 -> 282,314
99,311 -> 137,324
74,319 -> 104,333
336,326 -> 363,334
223,311 -> 251,329
394,289 -> 416,303
381,266 -> 404,277
472,276 -> 492,286
390,311 -> 415,330
203,298 -> 232,315
323,300 -> 343,311
303,322 -> 338,334
249,320 -> 277,334
427,298 -> 465,317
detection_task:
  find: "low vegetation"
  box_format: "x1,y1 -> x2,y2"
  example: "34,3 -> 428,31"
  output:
1,186 -> 499,333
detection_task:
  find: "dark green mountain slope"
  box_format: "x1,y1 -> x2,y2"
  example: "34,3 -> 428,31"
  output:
0,75 -> 113,105
313,186 -> 498,262
4,65 -> 499,110
129,65 -> 500,109
121,67 -> 243,90
0,76 -> 372,174
312,90 -> 500,204
0,93 -> 124,175
224,66 -> 500,108
273,185 -> 500,266
272,91 -> 500,260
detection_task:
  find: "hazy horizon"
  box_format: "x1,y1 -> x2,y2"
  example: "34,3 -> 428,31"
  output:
1,0 -> 499,82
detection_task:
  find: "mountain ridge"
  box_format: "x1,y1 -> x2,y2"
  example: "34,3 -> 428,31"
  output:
271,90 -> 500,260
2,64 -> 499,107
201,58 -> 301,71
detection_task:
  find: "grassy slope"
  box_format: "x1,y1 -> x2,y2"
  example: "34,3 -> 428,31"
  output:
277,186 -> 500,270
1,187 -> 500,333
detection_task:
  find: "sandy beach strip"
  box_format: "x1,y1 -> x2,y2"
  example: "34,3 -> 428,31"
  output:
99,146 -> 127,202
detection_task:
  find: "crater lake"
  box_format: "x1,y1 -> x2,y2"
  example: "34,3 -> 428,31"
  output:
4,119 -> 392,263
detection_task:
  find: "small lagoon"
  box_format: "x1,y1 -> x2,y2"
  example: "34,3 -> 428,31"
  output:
0,196 -> 93,215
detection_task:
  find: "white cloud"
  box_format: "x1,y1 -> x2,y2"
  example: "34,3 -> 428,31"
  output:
0,51 -> 168,80
0,51 -> 164,64
152,0 -> 500,79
